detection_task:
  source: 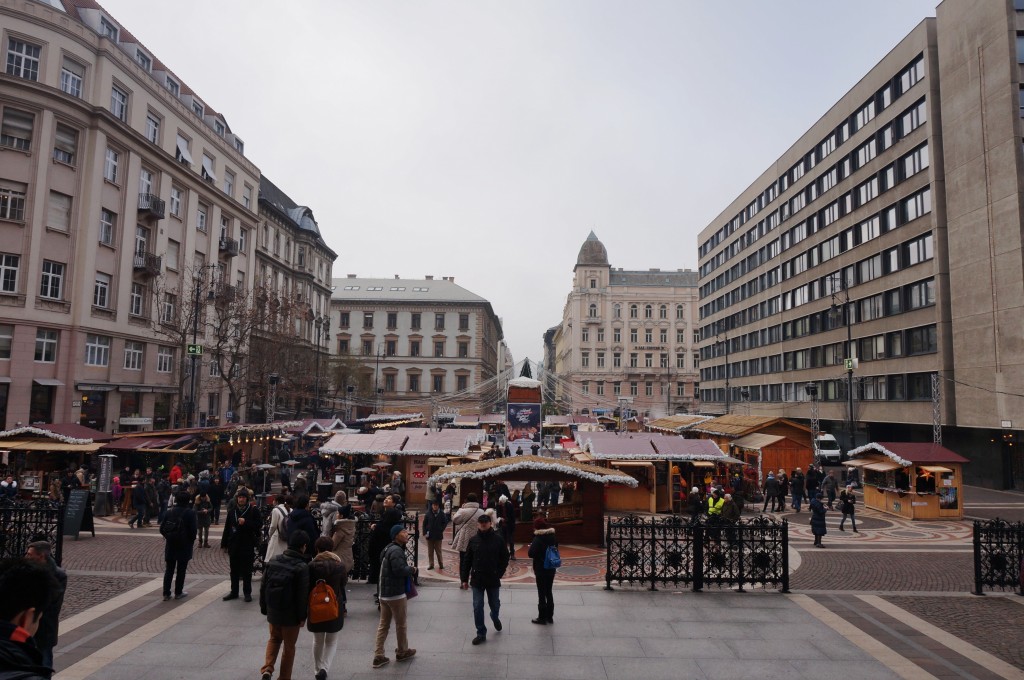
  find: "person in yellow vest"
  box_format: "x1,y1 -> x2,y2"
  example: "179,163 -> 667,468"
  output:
706,488 -> 725,543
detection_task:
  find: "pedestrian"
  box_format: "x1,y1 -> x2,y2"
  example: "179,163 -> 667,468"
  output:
24,542 -> 66,668
721,493 -> 741,549
527,516 -> 557,625
821,471 -> 839,510
560,480 -> 574,504
2,474 -> 18,499
519,483 -> 535,522
221,490 -> 262,602
761,473 -> 779,513
194,490 -> 213,548
329,507 -> 357,580
308,536 -> 346,680
288,495 -> 320,557
169,462 -> 183,486
111,475 -> 122,508
143,476 -> 159,526
279,466 -> 292,494
686,486 -> 703,519
372,525 -> 417,669
548,481 -> 560,507
319,490 -> 349,537
259,530 -> 311,680
776,469 -> 789,511
263,495 -> 290,564
790,467 -> 806,513
805,465 -> 821,498
422,499 -> 448,570
0,557 -> 59,680
466,512 -> 509,645
209,476 -> 224,524
161,491 -> 198,601
497,495 -> 517,559
809,492 -> 828,547
451,493 -> 484,590
838,485 -> 859,532
368,495 -> 403,599
158,473 -> 173,522
128,478 -> 147,529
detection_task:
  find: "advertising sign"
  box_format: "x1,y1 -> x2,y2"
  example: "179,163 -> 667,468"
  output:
507,403 -> 541,442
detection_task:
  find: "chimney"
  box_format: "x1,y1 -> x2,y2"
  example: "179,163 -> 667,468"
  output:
347,274 -> 357,278
394,275 -> 399,279
449,276 -> 455,283
425,275 -> 433,280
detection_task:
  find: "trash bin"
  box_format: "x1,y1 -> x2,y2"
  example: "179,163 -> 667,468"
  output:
316,482 -> 332,503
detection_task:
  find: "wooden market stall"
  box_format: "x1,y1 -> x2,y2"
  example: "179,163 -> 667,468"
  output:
0,424 -> 112,498
427,455 -> 638,544
729,433 -> 815,486
844,442 -> 969,520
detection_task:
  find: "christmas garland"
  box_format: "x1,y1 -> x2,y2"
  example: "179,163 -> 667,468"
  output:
428,459 -> 639,487
846,443 -> 911,467
0,426 -> 93,445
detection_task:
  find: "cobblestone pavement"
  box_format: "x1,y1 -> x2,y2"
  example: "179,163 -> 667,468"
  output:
62,528 -> 228,575
962,485 -> 1024,522
791,551 -> 975,591
59,574 -> 152,620
884,595 -> 1024,671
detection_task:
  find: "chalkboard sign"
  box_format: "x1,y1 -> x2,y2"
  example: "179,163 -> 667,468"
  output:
63,488 -> 95,540
195,441 -> 214,457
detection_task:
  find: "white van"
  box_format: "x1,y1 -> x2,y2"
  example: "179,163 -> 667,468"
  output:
814,434 -> 843,464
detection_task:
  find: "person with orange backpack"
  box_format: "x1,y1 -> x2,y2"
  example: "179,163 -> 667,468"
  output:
307,536 -> 346,680
258,530 -> 310,680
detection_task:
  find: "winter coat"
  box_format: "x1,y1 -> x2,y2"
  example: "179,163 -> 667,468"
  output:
527,527 -> 557,575
287,508 -> 321,555
307,551 -> 346,633
498,501 -> 516,537
330,518 -> 357,573
265,505 -> 289,563
221,502 -> 262,555
762,476 -> 780,497
686,491 -> 703,516
33,556 -> 66,653
520,490 -> 535,522
162,505 -> 198,562
194,495 -> 213,528
131,483 -> 147,507
790,473 -> 806,495
259,549 -> 310,626
451,502 -> 485,552
777,474 -> 790,496
809,497 -> 828,536
369,508 -> 403,563
0,621 -> 51,680
319,501 -> 345,536
422,507 -> 449,541
821,475 -> 839,495
466,527 -> 510,589
379,542 -> 416,599
144,483 -> 158,512
839,490 -> 856,514
721,499 -> 741,522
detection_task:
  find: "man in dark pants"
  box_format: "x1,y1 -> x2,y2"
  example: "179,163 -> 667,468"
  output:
259,530 -> 310,680
129,479 -> 147,529
209,476 -> 224,524
466,513 -> 509,645
161,491 -> 198,601
24,542 -> 66,669
221,490 -> 262,601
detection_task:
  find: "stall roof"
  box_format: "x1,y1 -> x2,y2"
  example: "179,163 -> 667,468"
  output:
730,433 -> 789,451
847,442 -> 970,467
286,418 -> 346,436
14,441 -> 105,452
690,415 -> 812,438
478,414 -> 505,425
101,437 -> 177,451
646,414 -> 714,433
581,431 -> 726,460
318,428 -> 485,456
0,423 -> 113,444
427,454 -> 639,487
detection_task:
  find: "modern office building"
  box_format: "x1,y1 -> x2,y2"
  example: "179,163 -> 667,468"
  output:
548,233 -> 700,418
696,0 -> 1024,487
0,0 -> 259,430
329,275 -> 504,414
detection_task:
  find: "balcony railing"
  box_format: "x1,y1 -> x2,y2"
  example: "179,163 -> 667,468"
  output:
218,237 -> 239,257
132,252 -> 161,276
214,283 -> 238,302
138,193 -> 166,219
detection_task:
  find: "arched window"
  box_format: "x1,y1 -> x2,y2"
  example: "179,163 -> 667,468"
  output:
644,304 -> 653,319
613,304 -> 621,319
676,304 -> 685,320
629,304 -> 638,319
659,304 -> 667,319
588,303 -> 598,318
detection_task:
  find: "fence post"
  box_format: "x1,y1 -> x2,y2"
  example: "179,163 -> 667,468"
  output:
780,519 -> 790,594
692,520 -> 703,593
972,520 -> 984,596
55,501 -> 65,567
648,517 -> 658,591
736,520 -> 745,593
604,516 -> 613,591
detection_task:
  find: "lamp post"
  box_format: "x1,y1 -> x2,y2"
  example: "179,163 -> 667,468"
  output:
805,381 -> 820,455
314,315 -> 329,417
716,322 -> 730,414
188,265 -> 217,428
345,384 -> 354,422
829,275 -> 855,450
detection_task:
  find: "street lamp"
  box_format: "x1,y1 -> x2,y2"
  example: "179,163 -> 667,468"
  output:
715,321 -> 730,414
373,343 -> 385,404
313,314 -> 330,417
828,275 -> 856,450
188,265 -> 218,428
345,384 -> 354,422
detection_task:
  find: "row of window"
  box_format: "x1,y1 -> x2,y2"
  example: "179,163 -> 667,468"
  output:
337,337 -> 472,359
579,326 -> 699,346
699,54 -> 925,258
378,372 -> 467,394
580,380 -> 695,399
587,302 -> 688,320
0,325 -> 171,371
338,311 -> 471,332
700,371 -> 937,404
580,350 -> 700,371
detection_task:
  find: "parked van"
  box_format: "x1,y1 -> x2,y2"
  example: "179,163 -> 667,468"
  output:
814,434 -> 843,464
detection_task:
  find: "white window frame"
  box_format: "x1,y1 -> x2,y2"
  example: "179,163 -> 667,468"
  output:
6,38 -> 40,81
196,204 -> 208,232
85,334 -> 110,366
60,57 -> 84,97
1,107 -> 34,151
93,272 -> 110,308
99,209 -> 115,245
129,282 -> 144,316
157,346 -> 173,373
0,253 -> 20,293
145,113 -> 160,143
169,186 -> 183,216
34,329 -> 57,363
53,124 -> 77,165
39,260 -> 64,300
110,85 -> 128,121
123,341 -> 143,370
103,147 -> 119,183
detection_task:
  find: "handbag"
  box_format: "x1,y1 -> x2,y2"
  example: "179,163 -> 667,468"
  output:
405,576 -> 418,599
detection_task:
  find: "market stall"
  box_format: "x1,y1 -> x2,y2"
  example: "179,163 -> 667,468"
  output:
844,442 -> 968,520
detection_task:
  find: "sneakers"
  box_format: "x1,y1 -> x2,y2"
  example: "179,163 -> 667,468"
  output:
471,636 -> 486,645
174,592 -> 188,600
261,673 -> 271,680
162,594 -> 171,601
396,648 -> 416,662
372,655 -> 390,668
492,618 -> 502,631
315,670 -> 327,680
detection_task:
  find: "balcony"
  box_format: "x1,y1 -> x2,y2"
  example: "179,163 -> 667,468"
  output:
218,236 -> 239,257
133,252 -> 161,276
214,283 -> 238,302
138,193 -> 166,219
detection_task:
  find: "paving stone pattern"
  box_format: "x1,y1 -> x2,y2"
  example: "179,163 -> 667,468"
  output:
62,532 -> 228,575
884,595 -> 1024,671
792,551 -> 974,592
59,574 -> 152,620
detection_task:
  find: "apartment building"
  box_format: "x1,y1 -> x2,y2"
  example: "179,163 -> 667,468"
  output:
548,233 -> 700,418
697,0 -> 1024,487
0,0 -> 259,430
330,276 -> 504,413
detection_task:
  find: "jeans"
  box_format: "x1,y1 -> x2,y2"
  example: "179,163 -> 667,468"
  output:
197,523 -> 210,546
472,585 -> 501,637
791,492 -> 804,512
163,558 -> 188,596
374,597 -> 409,657
312,631 -> 338,674
839,511 -> 857,531
535,570 -> 555,621
826,489 -> 837,508
261,623 -> 300,679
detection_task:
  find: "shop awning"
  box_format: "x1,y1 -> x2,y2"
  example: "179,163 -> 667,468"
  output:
102,437 -> 176,451
919,465 -> 952,473
611,460 -> 654,468
573,453 -> 593,463
427,457 -> 449,467
843,458 -> 876,467
15,441 -> 104,452
690,461 -> 716,468
863,460 -> 903,472
33,378 -> 64,386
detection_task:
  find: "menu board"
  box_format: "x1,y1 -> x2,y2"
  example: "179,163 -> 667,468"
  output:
62,488 -> 95,539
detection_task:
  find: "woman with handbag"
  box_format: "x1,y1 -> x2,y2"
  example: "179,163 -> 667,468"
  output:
527,516 -> 558,625
308,536 -> 346,680
264,494 -> 290,563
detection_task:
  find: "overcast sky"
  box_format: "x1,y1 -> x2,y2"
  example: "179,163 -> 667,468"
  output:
102,0 -> 938,365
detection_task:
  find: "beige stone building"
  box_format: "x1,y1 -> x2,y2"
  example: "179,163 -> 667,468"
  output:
0,0 -> 259,430
329,276 -> 504,415
547,233 -> 700,419
697,0 -> 1024,487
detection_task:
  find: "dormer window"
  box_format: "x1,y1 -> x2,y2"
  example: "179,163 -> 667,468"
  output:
233,137 -> 244,154
100,17 -> 118,40
192,100 -> 204,117
214,120 -> 225,136
135,50 -> 151,71
165,76 -> 179,96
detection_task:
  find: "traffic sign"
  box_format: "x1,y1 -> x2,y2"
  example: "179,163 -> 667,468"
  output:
187,344 -> 203,355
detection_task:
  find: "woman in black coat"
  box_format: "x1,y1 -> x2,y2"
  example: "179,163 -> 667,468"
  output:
162,491 -> 198,600
308,536 -> 346,679
809,492 -> 828,547
287,495 -> 321,557
527,517 -> 558,625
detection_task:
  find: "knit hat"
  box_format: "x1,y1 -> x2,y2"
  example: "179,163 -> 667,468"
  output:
533,516 -> 549,530
334,490 -> 347,505
390,524 -> 405,540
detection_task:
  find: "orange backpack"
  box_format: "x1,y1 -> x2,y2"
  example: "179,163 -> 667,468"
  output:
308,579 -> 339,624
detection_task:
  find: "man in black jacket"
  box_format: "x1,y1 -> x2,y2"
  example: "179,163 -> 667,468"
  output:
221,490 -> 262,602
466,513 -> 509,645
286,495 -> 320,557
0,557 -> 59,680
129,480 -> 147,529
259,530 -> 310,680
422,499 -> 448,570
23,542 -> 65,669
161,492 -> 198,601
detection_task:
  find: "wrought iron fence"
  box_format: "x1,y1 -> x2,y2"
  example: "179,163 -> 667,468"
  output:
605,514 -> 788,593
972,518 -> 1023,595
0,498 -> 64,566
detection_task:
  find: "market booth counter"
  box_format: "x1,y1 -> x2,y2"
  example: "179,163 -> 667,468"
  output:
844,442 -> 969,520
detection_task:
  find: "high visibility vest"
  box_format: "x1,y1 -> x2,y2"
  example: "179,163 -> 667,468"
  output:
707,496 -> 724,515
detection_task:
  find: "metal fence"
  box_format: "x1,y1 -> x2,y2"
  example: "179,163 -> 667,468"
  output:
972,518 -> 1023,595
0,498 -> 65,566
254,504 -> 419,578
605,514 -> 789,593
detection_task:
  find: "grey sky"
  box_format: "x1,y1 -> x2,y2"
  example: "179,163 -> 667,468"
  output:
101,0 -> 938,365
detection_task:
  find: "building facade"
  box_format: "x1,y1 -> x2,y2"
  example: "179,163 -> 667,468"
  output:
329,276 -> 504,414
548,233 -> 700,418
0,0 -> 259,431
697,0 -> 1024,487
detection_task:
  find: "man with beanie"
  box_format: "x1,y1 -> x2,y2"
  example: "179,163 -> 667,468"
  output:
373,525 -> 417,669
466,513 -> 509,645
259,530 -> 311,680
